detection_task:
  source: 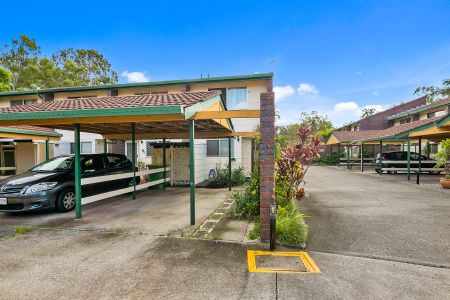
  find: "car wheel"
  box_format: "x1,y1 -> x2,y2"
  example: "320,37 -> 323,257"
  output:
429,171 -> 441,175
56,189 -> 76,212
387,168 -> 397,175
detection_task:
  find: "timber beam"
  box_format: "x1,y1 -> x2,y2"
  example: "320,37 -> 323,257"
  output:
103,131 -> 259,140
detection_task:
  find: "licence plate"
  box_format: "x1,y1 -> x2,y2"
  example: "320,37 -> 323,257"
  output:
0,197 -> 7,205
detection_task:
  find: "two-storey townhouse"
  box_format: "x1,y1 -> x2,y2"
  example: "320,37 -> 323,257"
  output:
0,73 -> 273,183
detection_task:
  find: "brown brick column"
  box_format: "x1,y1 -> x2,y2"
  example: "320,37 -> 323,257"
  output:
259,92 -> 275,243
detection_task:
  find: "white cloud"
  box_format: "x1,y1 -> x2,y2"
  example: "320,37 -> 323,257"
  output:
334,101 -> 359,112
362,104 -> 383,113
274,85 -> 295,101
121,71 -> 150,83
297,83 -> 319,95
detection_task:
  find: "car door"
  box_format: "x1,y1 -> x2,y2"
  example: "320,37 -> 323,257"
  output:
80,155 -> 108,196
103,154 -> 133,190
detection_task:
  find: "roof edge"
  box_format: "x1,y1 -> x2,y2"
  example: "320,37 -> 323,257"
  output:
0,127 -> 62,137
0,73 -> 274,98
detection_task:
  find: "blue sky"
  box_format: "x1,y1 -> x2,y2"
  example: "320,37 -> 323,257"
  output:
1,0 -> 450,126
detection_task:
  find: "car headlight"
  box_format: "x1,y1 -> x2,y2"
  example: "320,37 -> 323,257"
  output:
25,182 -> 58,194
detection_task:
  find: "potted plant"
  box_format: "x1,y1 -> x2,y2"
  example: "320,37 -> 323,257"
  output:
435,139 -> 450,189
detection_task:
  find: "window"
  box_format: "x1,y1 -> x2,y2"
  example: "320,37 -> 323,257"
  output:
70,142 -> 93,154
146,142 -> 152,157
126,142 -> 138,160
81,156 -> 104,172
208,87 -> 247,110
10,99 -> 37,106
399,118 -> 411,125
428,110 -> 446,118
135,91 -> 168,95
226,87 -> 247,110
67,95 -> 97,99
105,154 -> 127,168
206,139 -> 234,157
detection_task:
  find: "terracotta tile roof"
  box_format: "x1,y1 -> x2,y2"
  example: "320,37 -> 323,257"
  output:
0,91 -> 220,113
333,130 -> 386,142
8,125 -> 59,134
0,125 -> 60,136
332,116 -> 445,143
376,116 -> 441,138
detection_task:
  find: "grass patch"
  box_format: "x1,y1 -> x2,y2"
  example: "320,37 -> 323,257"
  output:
15,226 -> 32,235
247,223 -> 260,240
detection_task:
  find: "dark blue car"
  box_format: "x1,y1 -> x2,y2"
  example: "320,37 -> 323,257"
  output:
0,153 -> 139,213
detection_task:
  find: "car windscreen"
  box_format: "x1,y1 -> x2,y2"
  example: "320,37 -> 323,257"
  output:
31,156 -> 74,172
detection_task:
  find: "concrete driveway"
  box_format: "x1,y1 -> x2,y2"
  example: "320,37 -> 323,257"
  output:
1,171 -> 449,299
303,166 -> 450,267
0,187 -> 228,235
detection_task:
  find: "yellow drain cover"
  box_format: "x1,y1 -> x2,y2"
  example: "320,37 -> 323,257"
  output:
247,250 -> 320,273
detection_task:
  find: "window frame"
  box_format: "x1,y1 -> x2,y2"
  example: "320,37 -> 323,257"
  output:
10,99 -> 37,106
225,87 -> 248,110
206,139 -> 235,157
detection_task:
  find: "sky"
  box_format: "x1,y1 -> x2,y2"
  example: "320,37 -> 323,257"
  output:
1,0 -> 450,127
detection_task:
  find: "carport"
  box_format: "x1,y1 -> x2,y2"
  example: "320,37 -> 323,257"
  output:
0,91 -> 265,225
328,115 -> 450,183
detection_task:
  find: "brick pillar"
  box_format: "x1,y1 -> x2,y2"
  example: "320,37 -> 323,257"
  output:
259,92 -> 275,243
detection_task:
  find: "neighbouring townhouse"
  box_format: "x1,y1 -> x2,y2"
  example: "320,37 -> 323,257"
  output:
328,95 -> 450,158
0,73 -> 273,184
0,126 -> 60,178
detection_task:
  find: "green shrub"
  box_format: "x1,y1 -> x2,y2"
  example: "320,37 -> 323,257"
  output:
311,156 -> 339,166
207,164 -> 246,188
233,170 -> 260,219
276,209 -> 308,246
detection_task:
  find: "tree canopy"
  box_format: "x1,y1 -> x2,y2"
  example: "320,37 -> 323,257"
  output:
415,79 -> 450,103
0,34 -> 118,91
276,111 -> 334,147
0,68 -> 12,92
361,107 -> 376,119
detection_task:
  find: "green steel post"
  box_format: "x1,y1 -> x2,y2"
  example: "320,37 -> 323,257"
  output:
45,140 -> 50,161
163,138 -> 167,189
131,123 -> 136,200
360,143 -> 364,172
74,124 -> 82,219
189,120 -> 196,225
103,139 -> 107,153
426,142 -> 430,159
228,137 -> 232,191
379,141 -> 383,175
337,144 -> 341,167
407,138 -> 411,181
346,145 -> 350,169
417,137 -> 422,185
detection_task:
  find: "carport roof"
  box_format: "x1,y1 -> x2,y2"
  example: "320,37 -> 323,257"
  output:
0,125 -> 61,140
0,91 -> 238,138
327,115 -> 447,145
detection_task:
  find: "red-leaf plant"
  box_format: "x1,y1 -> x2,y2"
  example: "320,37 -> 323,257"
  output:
276,126 -> 323,200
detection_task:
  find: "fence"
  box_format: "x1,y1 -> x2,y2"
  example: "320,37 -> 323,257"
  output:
81,167 -> 171,205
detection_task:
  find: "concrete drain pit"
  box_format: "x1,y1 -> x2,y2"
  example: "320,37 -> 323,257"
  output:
247,250 -> 320,273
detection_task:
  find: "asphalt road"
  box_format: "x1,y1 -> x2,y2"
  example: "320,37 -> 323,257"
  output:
303,166 -> 450,267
